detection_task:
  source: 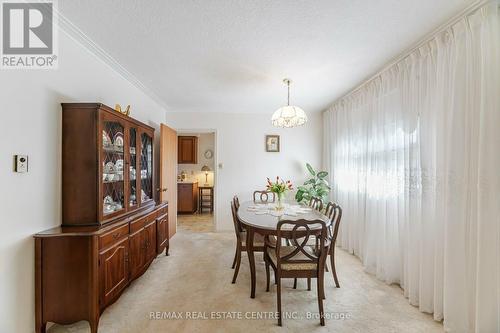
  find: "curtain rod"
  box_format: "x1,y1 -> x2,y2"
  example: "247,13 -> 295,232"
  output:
326,0 -> 496,109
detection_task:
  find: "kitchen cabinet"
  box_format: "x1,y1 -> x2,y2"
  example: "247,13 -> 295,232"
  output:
178,182 -> 199,213
178,136 -> 198,164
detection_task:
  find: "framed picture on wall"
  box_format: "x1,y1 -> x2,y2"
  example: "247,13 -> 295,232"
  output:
265,135 -> 280,152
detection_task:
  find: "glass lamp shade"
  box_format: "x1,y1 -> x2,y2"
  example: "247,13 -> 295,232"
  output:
271,105 -> 308,128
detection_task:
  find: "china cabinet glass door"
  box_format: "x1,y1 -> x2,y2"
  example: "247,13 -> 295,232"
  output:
128,126 -> 139,210
140,131 -> 153,205
102,114 -> 126,217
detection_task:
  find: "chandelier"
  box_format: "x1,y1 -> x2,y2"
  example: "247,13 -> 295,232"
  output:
271,78 -> 308,128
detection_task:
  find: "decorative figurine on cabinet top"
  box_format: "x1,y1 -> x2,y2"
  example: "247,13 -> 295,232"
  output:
114,104 -> 130,116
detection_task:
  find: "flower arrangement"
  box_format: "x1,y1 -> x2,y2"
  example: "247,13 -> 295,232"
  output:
266,176 -> 293,210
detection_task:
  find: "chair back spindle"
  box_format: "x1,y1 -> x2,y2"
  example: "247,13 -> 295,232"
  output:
309,197 -> 323,212
231,199 -> 244,235
324,202 -> 342,244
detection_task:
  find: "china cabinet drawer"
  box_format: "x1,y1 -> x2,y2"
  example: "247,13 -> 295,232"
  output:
130,211 -> 156,233
157,205 -> 168,217
130,216 -> 147,234
99,223 -> 129,250
144,212 -> 157,229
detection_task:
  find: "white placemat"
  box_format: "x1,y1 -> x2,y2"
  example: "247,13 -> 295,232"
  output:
247,203 -> 309,217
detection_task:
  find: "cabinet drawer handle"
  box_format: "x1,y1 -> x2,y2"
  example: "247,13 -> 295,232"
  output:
112,232 -> 120,239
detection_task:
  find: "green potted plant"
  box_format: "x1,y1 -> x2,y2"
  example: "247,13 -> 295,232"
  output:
295,163 -> 331,206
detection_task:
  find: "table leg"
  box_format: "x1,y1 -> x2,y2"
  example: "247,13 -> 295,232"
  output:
246,227 -> 256,298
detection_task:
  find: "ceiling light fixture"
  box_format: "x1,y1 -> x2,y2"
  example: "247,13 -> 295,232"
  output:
271,78 -> 307,128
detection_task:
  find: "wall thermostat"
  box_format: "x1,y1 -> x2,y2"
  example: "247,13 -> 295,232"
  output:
14,155 -> 28,173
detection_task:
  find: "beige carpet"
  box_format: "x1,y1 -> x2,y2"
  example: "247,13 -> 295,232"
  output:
48,229 -> 443,333
178,212 -> 214,232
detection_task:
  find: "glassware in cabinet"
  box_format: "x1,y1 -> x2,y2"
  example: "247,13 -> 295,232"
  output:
140,131 -> 153,204
102,119 -> 126,216
128,126 -> 138,208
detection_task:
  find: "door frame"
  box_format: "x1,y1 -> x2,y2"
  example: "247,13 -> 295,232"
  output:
176,128 -> 218,231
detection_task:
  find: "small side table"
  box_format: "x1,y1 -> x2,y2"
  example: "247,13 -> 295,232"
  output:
198,186 -> 214,213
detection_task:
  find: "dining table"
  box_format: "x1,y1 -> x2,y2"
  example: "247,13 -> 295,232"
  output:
237,200 -> 331,298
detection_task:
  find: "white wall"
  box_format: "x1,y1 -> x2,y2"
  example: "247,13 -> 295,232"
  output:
165,112 -> 323,231
178,133 -> 215,186
0,32 -> 166,332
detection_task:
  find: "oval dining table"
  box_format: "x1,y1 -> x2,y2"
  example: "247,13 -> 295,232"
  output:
237,201 -> 331,299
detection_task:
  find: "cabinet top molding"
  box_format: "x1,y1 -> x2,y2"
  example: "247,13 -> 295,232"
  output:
61,103 -> 155,132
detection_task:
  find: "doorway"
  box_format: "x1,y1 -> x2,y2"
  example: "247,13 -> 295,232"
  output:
176,131 -> 216,232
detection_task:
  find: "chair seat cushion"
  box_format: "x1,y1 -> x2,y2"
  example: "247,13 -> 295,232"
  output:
267,246 -> 317,271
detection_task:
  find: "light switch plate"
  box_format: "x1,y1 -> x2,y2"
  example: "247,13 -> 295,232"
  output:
14,155 -> 28,173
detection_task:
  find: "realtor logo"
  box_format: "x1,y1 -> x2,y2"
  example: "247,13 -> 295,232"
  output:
1,0 -> 58,69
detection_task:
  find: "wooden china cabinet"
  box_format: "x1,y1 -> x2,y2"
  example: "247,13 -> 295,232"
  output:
61,103 -> 155,225
34,103 -> 169,333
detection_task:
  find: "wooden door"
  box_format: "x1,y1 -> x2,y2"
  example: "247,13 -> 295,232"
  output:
99,237 -> 129,307
144,221 -> 157,264
128,228 -> 144,280
160,124 -> 177,238
178,136 -> 198,164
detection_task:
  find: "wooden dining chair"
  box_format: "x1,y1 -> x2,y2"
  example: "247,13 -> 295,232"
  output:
264,219 -> 329,326
288,197 -> 322,276
309,197 -> 323,211
292,201 -> 344,291
233,195 -> 240,210
324,202 -> 343,288
230,197 -> 266,284
253,190 -> 276,203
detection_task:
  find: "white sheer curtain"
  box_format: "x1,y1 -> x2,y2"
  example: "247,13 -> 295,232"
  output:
323,2 -> 500,332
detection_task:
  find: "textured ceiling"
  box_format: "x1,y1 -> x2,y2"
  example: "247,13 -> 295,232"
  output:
60,0 -> 474,113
